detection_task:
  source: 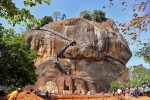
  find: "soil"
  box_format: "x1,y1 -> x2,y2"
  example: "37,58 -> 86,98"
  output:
125,96 -> 150,100
16,91 -> 43,100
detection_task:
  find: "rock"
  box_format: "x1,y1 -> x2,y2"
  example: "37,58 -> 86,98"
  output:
17,91 -> 43,100
23,18 -> 132,93
42,81 -> 58,94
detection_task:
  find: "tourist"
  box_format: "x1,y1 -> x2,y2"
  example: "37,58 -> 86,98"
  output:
91,90 -> 95,95
126,88 -> 130,96
8,88 -> 21,100
81,90 -> 85,95
117,88 -> 122,98
112,91 -> 115,96
51,90 -> 55,95
122,90 -> 125,96
87,91 -> 91,95
30,89 -> 34,93
135,89 -> 139,98
130,89 -> 133,97
133,89 -> 136,97
34,91 -> 37,95
45,91 -> 49,97
100,91 -> 104,95
37,90 -> 41,96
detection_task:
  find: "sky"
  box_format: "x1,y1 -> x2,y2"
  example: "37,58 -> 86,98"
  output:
0,0 -> 149,68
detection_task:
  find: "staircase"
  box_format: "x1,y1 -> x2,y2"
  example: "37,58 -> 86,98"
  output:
40,28 -> 76,75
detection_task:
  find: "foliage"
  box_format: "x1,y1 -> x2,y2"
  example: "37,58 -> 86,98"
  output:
130,65 -> 150,88
91,10 -> 105,22
0,85 -> 17,93
52,11 -> 61,21
61,14 -> 66,20
110,81 -> 120,91
110,68 -> 130,91
135,42 -> 150,64
41,16 -> 53,26
0,0 -> 50,29
118,68 -> 130,88
24,0 -> 50,7
0,24 -> 37,88
107,0 -> 150,43
80,10 -> 92,20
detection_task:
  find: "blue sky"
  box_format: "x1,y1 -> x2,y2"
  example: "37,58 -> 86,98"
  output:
0,0 -> 149,68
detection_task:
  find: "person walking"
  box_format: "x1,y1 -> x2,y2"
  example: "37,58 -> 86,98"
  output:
117,89 -> 122,99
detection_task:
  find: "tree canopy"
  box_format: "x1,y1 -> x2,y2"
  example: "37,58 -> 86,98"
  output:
52,11 -> 61,21
80,10 -> 92,20
130,65 -> 150,88
0,24 -> 37,88
79,10 -> 106,22
110,68 -> 130,91
107,0 -> 150,44
92,10 -> 105,22
41,16 -> 53,26
135,42 -> 150,64
0,0 -> 52,90
0,0 -> 50,29
61,14 -> 66,20
110,81 -> 120,91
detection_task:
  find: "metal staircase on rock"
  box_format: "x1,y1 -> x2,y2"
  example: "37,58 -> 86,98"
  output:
40,28 -> 76,75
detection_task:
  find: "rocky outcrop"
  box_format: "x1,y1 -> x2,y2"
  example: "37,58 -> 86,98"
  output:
23,18 -> 132,93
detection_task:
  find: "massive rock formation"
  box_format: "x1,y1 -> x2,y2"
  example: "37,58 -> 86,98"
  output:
23,18 -> 132,93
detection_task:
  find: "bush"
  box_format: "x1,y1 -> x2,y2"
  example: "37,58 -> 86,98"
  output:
80,10 -> 92,20
110,81 -> 120,92
0,86 -> 17,93
92,10 -> 105,22
41,16 -> 53,26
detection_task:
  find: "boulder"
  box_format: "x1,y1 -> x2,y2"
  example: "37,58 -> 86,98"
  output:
24,18 -> 132,93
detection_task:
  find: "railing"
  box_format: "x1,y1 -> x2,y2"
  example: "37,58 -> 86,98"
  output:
39,28 -> 76,75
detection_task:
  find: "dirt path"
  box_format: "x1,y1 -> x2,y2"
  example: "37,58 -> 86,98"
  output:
125,96 -> 150,100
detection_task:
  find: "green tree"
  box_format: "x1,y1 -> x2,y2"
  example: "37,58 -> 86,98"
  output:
0,0 -> 50,29
61,14 -> 66,20
52,11 -> 61,21
0,0 -> 52,90
41,16 -> 53,26
80,10 -> 92,20
135,42 -> 150,64
110,81 -> 120,91
91,10 -> 105,22
130,65 -> 150,88
110,68 -> 130,91
0,24 -> 37,88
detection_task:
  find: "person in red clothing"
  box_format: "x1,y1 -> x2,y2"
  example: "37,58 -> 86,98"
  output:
135,89 -> 139,98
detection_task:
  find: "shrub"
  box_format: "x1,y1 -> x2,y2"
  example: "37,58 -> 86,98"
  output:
92,10 -> 105,22
41,16 -> 53,26
80,10 -> 92,20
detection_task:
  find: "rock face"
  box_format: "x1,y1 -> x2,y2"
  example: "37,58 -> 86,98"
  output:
23,18 -> 132,93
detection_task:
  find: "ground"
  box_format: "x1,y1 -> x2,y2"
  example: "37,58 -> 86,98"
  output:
125,95 -> 150,100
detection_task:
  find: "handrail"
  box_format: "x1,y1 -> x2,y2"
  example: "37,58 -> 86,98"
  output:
39,28 -> 76,75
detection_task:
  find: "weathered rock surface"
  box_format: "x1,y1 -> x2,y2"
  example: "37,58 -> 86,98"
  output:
23,18 -> 132,93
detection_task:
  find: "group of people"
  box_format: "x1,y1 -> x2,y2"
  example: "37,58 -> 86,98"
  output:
30,89 -> 50,97
79,90 -> 96,95
112,88 -> 139,98
30,89 -> 42,96
130,89 -> 139,98
6,88 -> 50,100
